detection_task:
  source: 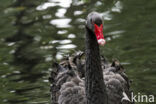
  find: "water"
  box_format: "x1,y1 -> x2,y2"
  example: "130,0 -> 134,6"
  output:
0,0 -> 155,104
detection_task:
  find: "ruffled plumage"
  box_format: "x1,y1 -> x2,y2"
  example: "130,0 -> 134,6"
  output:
49,51 -> 133,104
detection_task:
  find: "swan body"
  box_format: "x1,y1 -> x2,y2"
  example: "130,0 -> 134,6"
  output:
49,52 -> 132,104
49,12 -> 132,104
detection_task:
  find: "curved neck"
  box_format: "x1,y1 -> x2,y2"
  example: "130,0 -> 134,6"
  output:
85,26 -> 107,104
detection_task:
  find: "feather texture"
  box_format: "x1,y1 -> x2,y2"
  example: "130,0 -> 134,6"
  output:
49,52 -> 133,104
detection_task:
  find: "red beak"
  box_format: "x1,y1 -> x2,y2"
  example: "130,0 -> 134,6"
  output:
94,24 -> 106,46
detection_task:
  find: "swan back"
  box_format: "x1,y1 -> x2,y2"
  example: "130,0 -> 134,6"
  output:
49,52 -> 132,104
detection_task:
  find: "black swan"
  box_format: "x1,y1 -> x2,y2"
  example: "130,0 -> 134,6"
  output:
49,12 -> 132,104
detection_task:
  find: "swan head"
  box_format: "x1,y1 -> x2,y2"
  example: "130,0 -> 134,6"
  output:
86,12 -> 106,46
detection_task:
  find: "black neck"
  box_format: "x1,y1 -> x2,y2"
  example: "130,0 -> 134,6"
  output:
85,26 -> 107,104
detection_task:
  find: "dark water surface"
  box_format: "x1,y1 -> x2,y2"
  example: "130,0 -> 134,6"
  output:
0,0 -> 155,104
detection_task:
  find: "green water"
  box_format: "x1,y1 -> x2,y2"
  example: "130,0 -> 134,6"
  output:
0,0 -> 155,104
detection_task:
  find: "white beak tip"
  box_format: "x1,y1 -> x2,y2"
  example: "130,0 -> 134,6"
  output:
98,39 -> 106,46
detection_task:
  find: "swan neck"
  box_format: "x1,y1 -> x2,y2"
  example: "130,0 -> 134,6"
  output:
85,27 -> 107,104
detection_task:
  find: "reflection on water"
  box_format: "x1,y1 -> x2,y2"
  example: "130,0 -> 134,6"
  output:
0,0 -> 156,104
55,8 -> 67,18
57,44 -> 77,49
111,1 -> 122,13
50,18 -> 71,28
68,33 -> 76,38
36,0 -> 72,10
